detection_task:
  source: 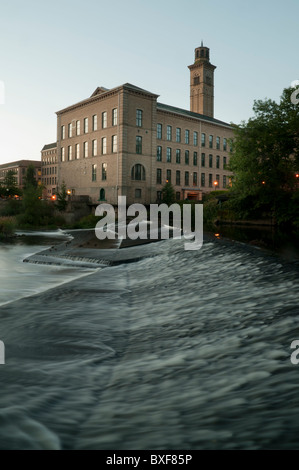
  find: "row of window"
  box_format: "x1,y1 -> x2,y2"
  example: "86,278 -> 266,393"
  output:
156,169 -> 229,188
61,136 -> 117,161
91,163 -> 107,182
42,177 -> 57,186
42,167 -> 57,176
42,157 -> 57,165
157,124 -> 231,151
61,109 -> 118,140
157,148 -> 228,169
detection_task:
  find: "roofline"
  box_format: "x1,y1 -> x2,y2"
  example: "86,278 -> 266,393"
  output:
56,83 -> 159,115
42,142 -> 57,151
0,160 -> 41,168
157,102 -> 232,128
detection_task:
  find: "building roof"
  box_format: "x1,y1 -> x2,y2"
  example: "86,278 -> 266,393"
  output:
42,142 -> 57,151
157,102 -> 232,128
0,160 -> 41,169
56,83 -> 159,115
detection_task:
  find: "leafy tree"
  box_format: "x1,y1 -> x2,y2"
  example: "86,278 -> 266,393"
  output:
162,181 -> 176,205
23,164 -> 38,190
56,181 -> 68,212
1,170 -> 21,197
228,87 -> 299,224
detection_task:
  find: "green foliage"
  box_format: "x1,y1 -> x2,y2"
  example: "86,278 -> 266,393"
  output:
23,164 -> 38,190
228,87 -> 299,225
71,214 -> 104,229
0,170 -> 21,197
0,199 -> 22,216
162,181 -> 176,205
17,184 -> 58,228
56,182 -> 68,212
0,216 -> 16,238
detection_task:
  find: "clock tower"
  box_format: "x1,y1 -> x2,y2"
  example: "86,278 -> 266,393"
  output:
188,42 -> 216,118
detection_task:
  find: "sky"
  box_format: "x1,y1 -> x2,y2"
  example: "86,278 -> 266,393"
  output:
0,0 -> 298,165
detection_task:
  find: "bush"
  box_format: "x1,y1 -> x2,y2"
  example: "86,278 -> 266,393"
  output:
0,199 -> 22,217
0,217 -> 16,238
71,214 -> 104,229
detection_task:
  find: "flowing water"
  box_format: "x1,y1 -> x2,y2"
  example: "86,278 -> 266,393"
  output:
0,232 -> 299,449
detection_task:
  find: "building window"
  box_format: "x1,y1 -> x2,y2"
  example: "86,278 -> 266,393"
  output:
209,174 -> 213,188
157,191 -> 162,203
185,171 -> 189,186
176,128 -> 181,143
193,152 -> 198,166
75,143 -> 80,160
157,168 -> 162,184
112,135 -> 117,153
84,117 -> 88,134
136,109 -> 143,127
176,191 -> 181,200
68,145 -> 72,161
209,135 -> 213,148
193,131 -> 198,146
176,170 -> 180,186
216,136 -> 220,150
76,120 -> 80,136
112,108 -> 118,126
176,149 -> 181,164
201,133 -> 206,147
157,123 -> 162,139
193,172 -> 198,186
83,141 -> 88,158
68,123 -> 72,138
185,150 -> 189,165
157,146 -> 162,162
223,138 -> 227,151
223,156 -> 227,168
216,174 -> 220,185
194,75 -> 200,85
102,112 -> 107,129
185,129 -> 190,144
166,169 -> 171,183
201,173 -> 205,187
61,147 -> 65,162
223,175 -> 227,188
229,139 -> 233,152
135,188 -> 142,199
209,155 -> 213,168
92,140 -> 97,157
216,155 -> 220,169
61,126 -> 65,140
99,188 -> 106,201
131,164 -> 146,181
102,137 -> 107,155
92,115 -> 97,132
92,164 -> 97,182
166,147 -> 172,162
136,136 -> 142,154
102,163 -> 107,181
167,125 -> 172,141
201,153 -> 205,167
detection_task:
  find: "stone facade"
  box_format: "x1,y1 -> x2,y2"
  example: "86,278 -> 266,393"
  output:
41,143 -> 57,198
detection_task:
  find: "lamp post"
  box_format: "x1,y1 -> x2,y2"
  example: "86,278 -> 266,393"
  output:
213,181 -> 218,190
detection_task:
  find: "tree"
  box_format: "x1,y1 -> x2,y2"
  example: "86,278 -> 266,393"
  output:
228,87 -> 299,224
162,181 -> 176,205
56,181 -> 68,212
1,170 -> 21,197
23,164 -> 38,190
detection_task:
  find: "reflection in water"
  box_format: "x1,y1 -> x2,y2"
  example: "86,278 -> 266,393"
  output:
0,234 -> 298,449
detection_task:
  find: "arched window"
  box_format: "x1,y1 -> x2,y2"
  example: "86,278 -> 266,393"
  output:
131,164 -> 146,181
99,188 -> 106,201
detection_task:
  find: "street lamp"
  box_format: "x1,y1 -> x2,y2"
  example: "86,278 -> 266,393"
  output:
213,181 -> 218,190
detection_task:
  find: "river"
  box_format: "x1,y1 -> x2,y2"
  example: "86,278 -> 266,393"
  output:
0,231 -> 298,449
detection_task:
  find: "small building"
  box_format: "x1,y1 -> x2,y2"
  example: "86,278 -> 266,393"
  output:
0,160 -> 41,189
41,143 -> 58,199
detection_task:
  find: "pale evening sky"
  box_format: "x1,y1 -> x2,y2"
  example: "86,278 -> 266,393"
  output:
0,0 -> 298,165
